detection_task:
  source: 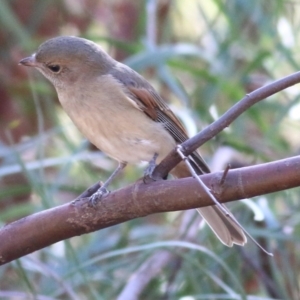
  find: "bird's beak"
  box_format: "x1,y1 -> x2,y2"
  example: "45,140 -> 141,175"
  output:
19,54 -> 37,67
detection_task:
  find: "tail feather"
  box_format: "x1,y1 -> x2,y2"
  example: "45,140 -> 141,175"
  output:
197,206 -> 246,246
172,161 -> 247,247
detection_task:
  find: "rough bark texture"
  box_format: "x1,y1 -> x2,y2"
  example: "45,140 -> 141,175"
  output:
0,155 -> 300,265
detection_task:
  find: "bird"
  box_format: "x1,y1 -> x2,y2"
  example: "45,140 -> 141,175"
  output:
19,36 -> 246,247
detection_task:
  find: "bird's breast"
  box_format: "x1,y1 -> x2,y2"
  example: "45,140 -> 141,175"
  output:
56,75 -> 176,164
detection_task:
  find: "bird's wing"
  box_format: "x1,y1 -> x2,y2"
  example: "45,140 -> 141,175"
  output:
110,65 -> 210,174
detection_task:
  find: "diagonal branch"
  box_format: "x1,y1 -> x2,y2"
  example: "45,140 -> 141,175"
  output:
152,71 -> 300,179
0,155 -> 300,265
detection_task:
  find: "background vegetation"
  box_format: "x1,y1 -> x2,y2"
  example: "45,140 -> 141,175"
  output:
0,0 -> 300,299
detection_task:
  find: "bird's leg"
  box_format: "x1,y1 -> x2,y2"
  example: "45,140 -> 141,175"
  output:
143,153 -> 159,183
89,162 -> 127,206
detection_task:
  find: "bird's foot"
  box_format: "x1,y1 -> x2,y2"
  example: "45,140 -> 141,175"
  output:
143,153 -> 158,183
89,187 -> 110,207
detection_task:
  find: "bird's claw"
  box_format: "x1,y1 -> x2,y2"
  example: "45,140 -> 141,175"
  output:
143,153 -> 158,183
143,166 -> 156,183
89,187 -> 110,207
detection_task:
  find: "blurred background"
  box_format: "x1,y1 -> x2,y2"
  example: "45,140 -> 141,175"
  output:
1,0 -> 300,299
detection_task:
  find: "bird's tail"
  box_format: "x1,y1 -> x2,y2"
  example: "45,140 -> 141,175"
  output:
171,159 -> 246,247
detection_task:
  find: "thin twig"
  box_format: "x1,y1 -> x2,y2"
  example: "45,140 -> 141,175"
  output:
220,164 -> 231,185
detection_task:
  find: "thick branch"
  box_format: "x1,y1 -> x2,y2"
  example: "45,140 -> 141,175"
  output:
153,71 -> 300,179
0,155 -> 300,265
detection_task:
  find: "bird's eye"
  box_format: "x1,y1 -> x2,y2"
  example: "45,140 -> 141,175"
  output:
47,64 -> 61,73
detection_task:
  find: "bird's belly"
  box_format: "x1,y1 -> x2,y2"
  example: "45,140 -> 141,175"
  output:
63,99 -> 176,164
88,121 -> 175,164
97,135 -> 162,163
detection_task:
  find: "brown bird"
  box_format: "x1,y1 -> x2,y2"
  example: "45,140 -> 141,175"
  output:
20,36 -> 246,247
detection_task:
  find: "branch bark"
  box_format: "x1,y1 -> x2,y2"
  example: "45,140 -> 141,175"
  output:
1,155 -> 300,265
